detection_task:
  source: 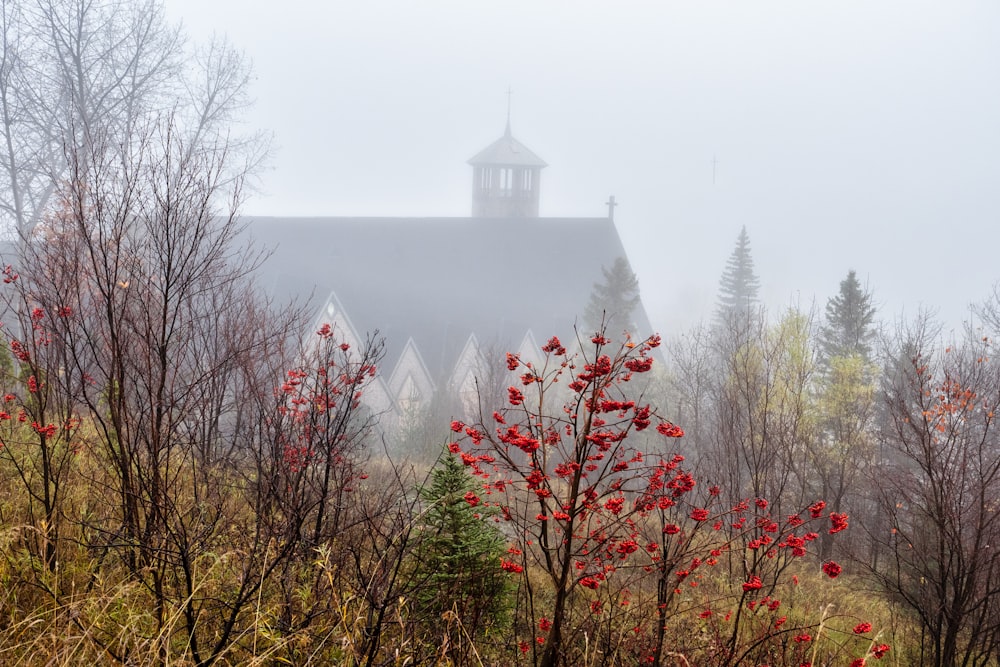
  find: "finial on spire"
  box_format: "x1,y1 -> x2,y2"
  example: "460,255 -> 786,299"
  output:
505,86 -> 513,137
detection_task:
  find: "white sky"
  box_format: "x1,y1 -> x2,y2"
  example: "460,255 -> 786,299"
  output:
163,0 -> 1000,336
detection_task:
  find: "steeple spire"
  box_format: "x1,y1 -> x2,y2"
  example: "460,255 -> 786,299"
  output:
505,86 -> 513,138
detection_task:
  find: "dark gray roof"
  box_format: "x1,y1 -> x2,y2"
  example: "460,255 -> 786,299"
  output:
246,216 -> 652,379
467,129 -> 548,168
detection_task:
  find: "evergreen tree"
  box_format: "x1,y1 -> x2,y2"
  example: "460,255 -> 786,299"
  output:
812,270 -> 878,558
819,269 -> 876,363
583,256 -> 641,334
715,226 -> 761,324
410,451 -> 510,656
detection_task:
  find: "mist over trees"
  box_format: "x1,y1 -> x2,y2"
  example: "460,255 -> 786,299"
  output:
0,2 -> 997,666
661,246 -> 1000,665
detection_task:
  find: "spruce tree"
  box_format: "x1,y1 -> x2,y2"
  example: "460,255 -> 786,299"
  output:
583,256 -> 641,334
410,451 -> 510,652
715,226 -> 761,324
819,269 -> 876,363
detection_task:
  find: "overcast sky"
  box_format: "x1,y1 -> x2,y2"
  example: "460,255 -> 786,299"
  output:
163,0 -> 999,336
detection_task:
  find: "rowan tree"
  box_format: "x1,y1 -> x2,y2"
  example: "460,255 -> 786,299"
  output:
271,325 -> 383,555
0,275 -> 81,572
258,323 -> 386,648
448,327 -> 873,666
450,330 -> 682,665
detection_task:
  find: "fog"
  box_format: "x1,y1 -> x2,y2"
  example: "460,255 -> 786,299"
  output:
162,0 -> 1000,334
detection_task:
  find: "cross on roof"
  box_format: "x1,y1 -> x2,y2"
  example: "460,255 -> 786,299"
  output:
606,195 -> 617,221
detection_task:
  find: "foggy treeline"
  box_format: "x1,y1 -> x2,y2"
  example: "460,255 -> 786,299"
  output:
0,1 -> 997,666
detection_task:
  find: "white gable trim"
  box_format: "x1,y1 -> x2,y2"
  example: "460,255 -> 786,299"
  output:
309,290 -> 395,418
388,337 -> 436,411
311,290 -> 363,353
516,329 -> 543,369
450,333 -> 484,418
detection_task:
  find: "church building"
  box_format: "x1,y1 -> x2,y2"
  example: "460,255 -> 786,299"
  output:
248,122 -> 652,425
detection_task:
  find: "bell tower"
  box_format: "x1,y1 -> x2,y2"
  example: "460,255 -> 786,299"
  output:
468,103 -> 546,218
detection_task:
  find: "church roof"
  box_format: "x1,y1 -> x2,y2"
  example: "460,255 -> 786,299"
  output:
247,216 -> 651,380
467,127 -> 548,168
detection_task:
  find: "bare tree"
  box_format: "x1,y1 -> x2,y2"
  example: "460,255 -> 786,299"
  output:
872,312 -> 1000,666
2,105 -> 284,663
665,322 -> 716,458
0,0 -> 257,241
805,351 -> 877,560
706,306 -> 815,513
974,281 -> 1000,335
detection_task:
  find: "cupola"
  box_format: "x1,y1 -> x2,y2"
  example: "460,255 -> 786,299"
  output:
468,118 -> 546,218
